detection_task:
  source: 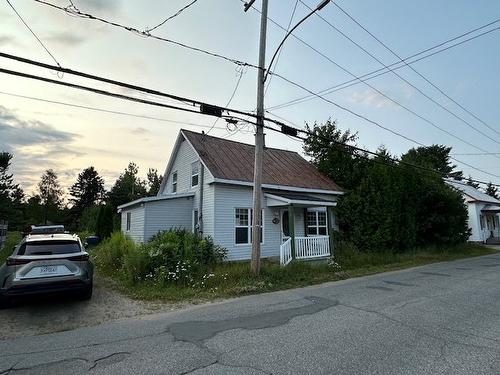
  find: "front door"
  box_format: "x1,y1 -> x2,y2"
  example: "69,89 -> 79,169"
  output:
281,209 -> 290,243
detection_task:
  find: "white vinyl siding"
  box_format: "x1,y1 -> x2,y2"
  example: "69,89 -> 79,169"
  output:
214,184 -> 279,261
163,137 -> 210,194
120,205 -> 145,242
143,196 -> 194,241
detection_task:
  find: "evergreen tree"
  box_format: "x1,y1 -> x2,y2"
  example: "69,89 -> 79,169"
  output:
401,145 -> 462,178
466,175 -> 480,189
69,166 -> 106,218
303,119 -> 368,190
147,168 -> 163,196
0,152 -> 18,220
485,182 -> 499,199
37,169 -> 63,224
108,162 -> 147,209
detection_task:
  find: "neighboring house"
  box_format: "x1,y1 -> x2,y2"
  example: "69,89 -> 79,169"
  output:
447,181 -> 500,244
118,129 -> 344,265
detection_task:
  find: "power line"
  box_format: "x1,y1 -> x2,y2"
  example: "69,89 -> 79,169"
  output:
0,90 -> 228,130
242,1 -> 500,155
3,63 -> 498,186
206,66 -> 245,135
264,0 -> 299,97
3,52 -> 497,181
32,0 -> 259,69
259,117 -> 500,188
268,22 -> 500,111
5,0 -> 62,68
267,71 -> 500,180
330,1 -> 500,139
282,1 -> 500,146
0,51 -> 258,121
145,0 -> 199,33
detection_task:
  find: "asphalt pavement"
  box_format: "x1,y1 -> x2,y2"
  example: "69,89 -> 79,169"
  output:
1,252 -> 500,374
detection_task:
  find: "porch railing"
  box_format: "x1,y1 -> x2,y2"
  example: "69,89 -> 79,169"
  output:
296,236 -> 330,259
280,236 -> 330,266
280,237 -> 293,266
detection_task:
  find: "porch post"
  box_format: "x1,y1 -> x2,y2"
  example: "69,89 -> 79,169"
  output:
289,204 -> 296,259
327,206 -> 335,255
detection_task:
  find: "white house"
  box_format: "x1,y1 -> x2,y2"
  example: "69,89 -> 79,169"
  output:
447,181 -> 500,244
118,129 -> 344,265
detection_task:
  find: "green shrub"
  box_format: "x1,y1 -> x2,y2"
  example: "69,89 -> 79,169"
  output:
92,231 -> 136,272
92,230 -> 226,286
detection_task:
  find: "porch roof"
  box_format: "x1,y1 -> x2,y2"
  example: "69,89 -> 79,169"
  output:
481,204 -> 500,213
265,193 -> 337,207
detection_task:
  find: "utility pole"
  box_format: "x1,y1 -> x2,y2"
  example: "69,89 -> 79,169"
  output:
250,0 -> 268,275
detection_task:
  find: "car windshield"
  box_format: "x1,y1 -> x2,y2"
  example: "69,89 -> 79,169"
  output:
18,240 -> 81,256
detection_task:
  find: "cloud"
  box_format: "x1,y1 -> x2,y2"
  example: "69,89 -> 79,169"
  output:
76,0 -> 120,12
128,127 -> 150,135
44,32 -> 86,47
0,105 -> 82,192
348,89 -> 394,109
0,35 -> 20,47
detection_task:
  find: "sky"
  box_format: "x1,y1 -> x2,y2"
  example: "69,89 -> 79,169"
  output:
1,0 -> 499,196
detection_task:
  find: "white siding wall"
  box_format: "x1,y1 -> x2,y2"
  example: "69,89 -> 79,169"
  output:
213,184 -> 281,261
143,196 -> 195,241
467,203 -> 482,242
121,205 -> 145,242
161,137 -> 215,195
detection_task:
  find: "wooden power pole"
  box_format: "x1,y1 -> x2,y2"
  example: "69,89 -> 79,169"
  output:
249,0 -> 268,275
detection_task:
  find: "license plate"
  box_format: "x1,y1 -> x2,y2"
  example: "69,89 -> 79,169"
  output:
40,266 -> 57,274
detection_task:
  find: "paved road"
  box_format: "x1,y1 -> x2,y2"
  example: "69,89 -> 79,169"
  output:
1,253 -> 500,374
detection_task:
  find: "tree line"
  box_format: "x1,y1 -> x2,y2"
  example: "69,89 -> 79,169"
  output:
0,152 -> 163,238
304,120 -> 499,252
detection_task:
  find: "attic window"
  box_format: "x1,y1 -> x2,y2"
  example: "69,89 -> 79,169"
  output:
191,162 -> 199,187
172,171 -> 178,193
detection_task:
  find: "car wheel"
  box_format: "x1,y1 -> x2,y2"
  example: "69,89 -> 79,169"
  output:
78,283 -> 93,301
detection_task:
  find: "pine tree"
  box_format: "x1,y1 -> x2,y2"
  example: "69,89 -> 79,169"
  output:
485,182 -> 499,199
38,169 -> 63,224
108,162 -> 147,209
69,167 -> 106,218
147,168 -> 163,196
466,175 -> 480,189
0,152 -> 20,222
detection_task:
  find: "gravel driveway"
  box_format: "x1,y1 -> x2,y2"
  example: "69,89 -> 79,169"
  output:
0,277 -> 176,340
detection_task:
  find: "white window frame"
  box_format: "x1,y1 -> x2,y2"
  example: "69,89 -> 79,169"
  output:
172,171 -> 178,193
191,162 -> 199,188
306,208 -> 328,236
126,212 -> 131,231
234,208 -> 264,245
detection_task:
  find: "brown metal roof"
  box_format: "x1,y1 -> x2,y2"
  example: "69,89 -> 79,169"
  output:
182,129 -> 343,192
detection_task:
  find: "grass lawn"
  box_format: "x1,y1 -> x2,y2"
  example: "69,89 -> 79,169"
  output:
0,231 -> 21,265
95,243 -> 496,303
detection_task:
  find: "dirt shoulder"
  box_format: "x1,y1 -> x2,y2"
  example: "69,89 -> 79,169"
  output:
0,276 -> 182,340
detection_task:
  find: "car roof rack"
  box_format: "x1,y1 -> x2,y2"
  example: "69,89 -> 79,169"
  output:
30,225 -> 65,235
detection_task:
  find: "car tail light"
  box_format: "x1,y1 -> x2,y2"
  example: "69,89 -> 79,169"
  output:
6,257 -> 31,266
68,254 -> 89,261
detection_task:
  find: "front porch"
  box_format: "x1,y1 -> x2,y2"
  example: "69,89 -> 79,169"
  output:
481,205 -> 500,244
265,193 -> 336,266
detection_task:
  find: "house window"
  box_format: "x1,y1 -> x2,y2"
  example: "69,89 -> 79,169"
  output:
480,215 -> 484,230
193,210 -> 199,234
235,208 -> 263,244
307,210 -> 327,236
172,171 -> 177,193
126,212 -> 131,231
191,162 -> 199,187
